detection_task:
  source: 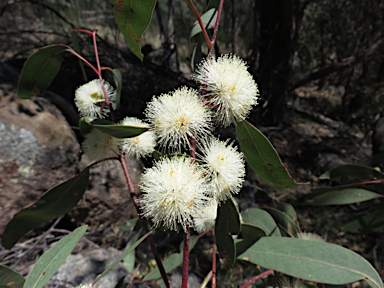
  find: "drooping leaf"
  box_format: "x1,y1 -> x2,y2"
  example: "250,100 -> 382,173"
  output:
17,45 -> 68,99
263,208 -> 301,237
143,236 -> 199,282
2,168 -> 90,249
236,121 -> 305,188
93,229 -> 153,285
241,224 -> 266,240
0,265 -> 25,288
341,210 -> 384,233
319,164 -> 384,181
110,0 -> 157,61
215,198 -> 241,268
123,233 -> 140,272
111,68 -> 122,110
190,8 -> 217,38
24,225 -> 88,288
301,188 -> 382,205
276,203 -> 297,222
241,208 -> 281,237
239,237 -> 383,288
82,117 -> 148,138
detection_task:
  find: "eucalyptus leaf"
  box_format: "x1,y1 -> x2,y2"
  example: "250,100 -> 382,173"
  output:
319,164 -> 384,181
123,233 -> 140,272
341,210 -> 384,233
303,188 -> 382,205
111,68 -> 122,110
24,225 -> 88,288
17,45 -> 67,99
236,121 -> 305,188
241,208 -> 281,237
239,237 -> 383,288
264,208 -> 301,237
0,265 -> 25,288
2,168 -> 90,249
110,0 -> 157,61
190,8 -> 217,38
82,117 -> 148,138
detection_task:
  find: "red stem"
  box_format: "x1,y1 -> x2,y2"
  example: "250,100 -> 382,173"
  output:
208,0 -> 224,58
182,226 -> 191,288
119,155 -> 171,288
185,0 -> 212,50
239,270 -> 274,288
211,229 -> 217,288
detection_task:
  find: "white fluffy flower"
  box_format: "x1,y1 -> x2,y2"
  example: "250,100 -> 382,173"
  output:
75,284 -> 92,288
193,54 -> 259,127
145,86 -> 212,151
75,79 -> 116,118
119,117 -> 156,159
199,137 -> 245,201
140,156 -> 209,232
82,129 -> 120,163
194,198 -> 218,234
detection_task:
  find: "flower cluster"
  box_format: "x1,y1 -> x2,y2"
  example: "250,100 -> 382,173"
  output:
74,54 -> 259,234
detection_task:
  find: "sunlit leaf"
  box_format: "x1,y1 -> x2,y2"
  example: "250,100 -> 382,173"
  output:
241,208 -> 281,237
82,117 -> 148,138
110,0 -> 157,61
17,45 -> 67,99
236,121 -> 305,188
0,265 -> 25,288
190,8 -> 217,38
111,68 -> 122,110
239,237 -> 383,288
2,168 -> 90,249
24,225 -> 88,288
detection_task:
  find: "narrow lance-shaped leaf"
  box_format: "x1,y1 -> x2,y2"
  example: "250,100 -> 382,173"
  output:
320,164 -> 384,180
190,8 -> 217,38
82,117 -> 148,138
302,188 -> 383,206
239,237 -> 383,288
17,45 -> 68,99
2,168 -> 90,249
215,197 -> 241,268
143,236 -> 200,282
24,225 -> 88,288
110,0 -> 157,61
0,265 -> 25,288
236,120 -> 305,188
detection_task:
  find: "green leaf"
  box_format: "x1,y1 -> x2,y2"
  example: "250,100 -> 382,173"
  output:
236,121 -> 305,188
2,168 -> 90,249
24,225 -> 88,288
319,164 -> 384,181
111,68 -> 122,110
119,218 -> 140,232
110,0 -> 157,61
276,203 -> 297,222
341,210 -> 384,233
79,117 -> 96,136
263,208 -> 301,237
190,8 -> 217,38
0,265 -> 25,288
143,235 -> 199,282
82,117 -> 148,138
123,233 -> 140,272
17,45 -> 67,99
302,188 -> 383,205
241,208 -> 281,237
241,224 -> 266,240
215,198 -> 241,268
239,237 -> 383,288
94,229 -> 153,285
